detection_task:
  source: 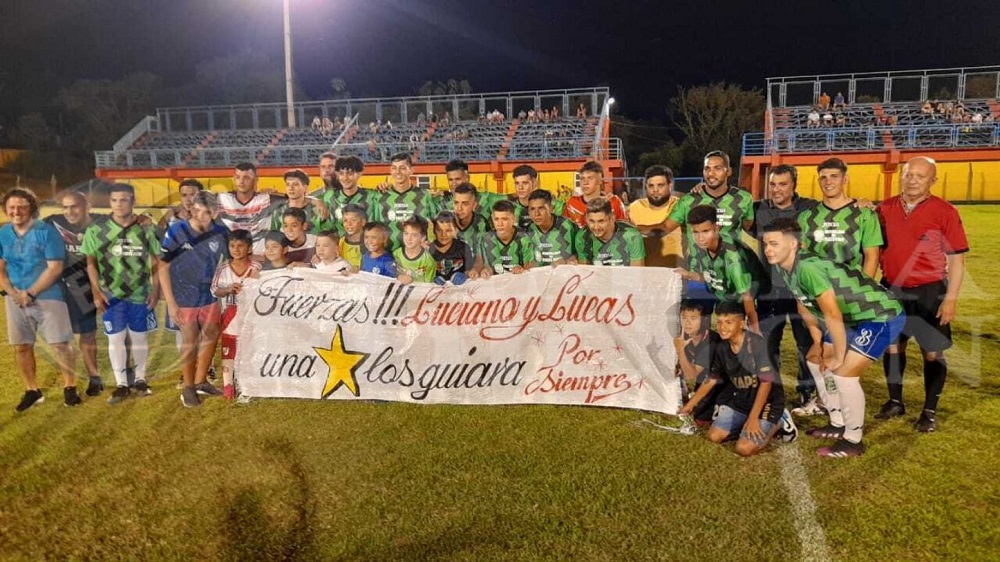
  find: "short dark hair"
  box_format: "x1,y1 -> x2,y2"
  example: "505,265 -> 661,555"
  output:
342,203 -> 367,221
335,156 -> 364,173
585,197 -> 612,216
453,182 -> 478,197
579,161 -> 604,175
178,179 -> 204,191
2,187 -> 40,217
364,222 -> 389,237
445,159 -> 469,173
679,299 -> 708,316
235,162 -> 257,174
390,152 -> 412,166
704,150 -> 731,168
644,165 -> 674,183
401,216 -> 428,237
434,211 -> 460,230
491,199 -> 516,215
762,217 -> 803,238
512,164 -> 538,179
714,300 -> 745,318
191,190 -> 218,211
264,230 -> 290,246
817,157 -> 847,174
228,229 -> 254,246
319,151 -> 338,163
769,164 -> 798,186
316,229 -> 340,244
282,207 -> 307,224
110,183 -> 135,198
283,169 -> 310,185
686,205 -> 717,226
527,189 -> 553,205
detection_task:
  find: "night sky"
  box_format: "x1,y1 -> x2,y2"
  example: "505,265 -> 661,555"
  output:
2,0 -> 1000,119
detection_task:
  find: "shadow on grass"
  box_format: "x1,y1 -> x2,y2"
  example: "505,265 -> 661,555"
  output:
219,438 -> 317,562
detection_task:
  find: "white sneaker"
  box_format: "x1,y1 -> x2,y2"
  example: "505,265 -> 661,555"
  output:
791,398 -> 825,417
776,409 -> 798,443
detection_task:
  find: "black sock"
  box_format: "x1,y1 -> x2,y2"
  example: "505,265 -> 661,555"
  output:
883,352 -> 906,403
923,358 -> 947,412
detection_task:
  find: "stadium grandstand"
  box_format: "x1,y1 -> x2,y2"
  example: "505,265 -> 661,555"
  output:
94,88 -> 624,209
740,65 -> 1000,202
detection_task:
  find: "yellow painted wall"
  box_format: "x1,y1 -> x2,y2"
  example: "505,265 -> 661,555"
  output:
796,164 -> 884,202
794,160 -> 1000,202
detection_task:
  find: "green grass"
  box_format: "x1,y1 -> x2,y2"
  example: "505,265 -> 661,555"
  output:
2,207 -> 1000,560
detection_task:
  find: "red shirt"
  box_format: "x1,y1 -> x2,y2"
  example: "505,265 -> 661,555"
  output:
877,195 -> 969,287
562,194 -> 628,228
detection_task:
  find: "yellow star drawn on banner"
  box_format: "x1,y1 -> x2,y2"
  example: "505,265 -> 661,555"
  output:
314,325 -> 369,398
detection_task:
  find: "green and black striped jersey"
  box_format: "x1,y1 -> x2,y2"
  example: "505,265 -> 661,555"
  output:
319,188 -> 374,237
668,186 -> 754,257
576,222 -> 645,266
80,218 -> 160,303
478,232 -> 535,274
797,201 -> 882,271
370,187 -> 438,250
688,238 -> 770,301
526,216 -> 579,266
778,255 -> 902,325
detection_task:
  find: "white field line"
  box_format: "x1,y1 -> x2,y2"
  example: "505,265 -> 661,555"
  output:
777,444 -> 834,562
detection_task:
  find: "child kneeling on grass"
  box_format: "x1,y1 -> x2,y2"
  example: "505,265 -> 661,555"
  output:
679,300 -> 795,456
210,230 -> 260,403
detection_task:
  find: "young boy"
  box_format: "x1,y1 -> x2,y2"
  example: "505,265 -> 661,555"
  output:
159,191 -> 229,407
674,300 -> 723,427
475,200 -> 536,279
394,217 -> 437,284
430,211 -> 474,285
82,183 -> 161,404
361,222 -> 397,278
261,231 -> 290,271
281,208 -> 317,264
211,230 -> 260,402
339,204 -> 367,271
679,301 -> 787,457
310,230 -> 351,274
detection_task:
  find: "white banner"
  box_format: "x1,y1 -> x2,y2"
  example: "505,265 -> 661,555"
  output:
234,266 -> 683,415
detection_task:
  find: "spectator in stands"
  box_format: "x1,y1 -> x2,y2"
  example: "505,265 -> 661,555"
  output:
321,117 -> 334,136
985,113 -> 995,124
525,189 -> 578,267
576,102 -> 587,119
527,109 -> 536,123
417,112 -> 426,126
518,109 -> 527,120
822,110 -> 834,127
886,113 -> 898,126
817,92 -> 830,110
442,111 -> 452,126
311,115 -> 322,130
934,100 -> 945,115
576,198 -> 645,267
45,191 -> 106,397
1,187 -> 78,411
835,113 -> 847,127
807,108 -> 821,128
219,162 -> 288,256
542,109 -> 551,122
562,161 -> 628,228
551,106 -> 560,119
921,101 -> 934,115
269,169 -> 327,233
972,112 -> 984,124
629,165 -> 682,268
281,208 -> 317,264
475,200 -> 536,278
833,92 -> 846,110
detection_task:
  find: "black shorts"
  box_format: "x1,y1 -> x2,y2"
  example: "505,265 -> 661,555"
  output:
882,280 -> 952,352
63,283 -> 97,335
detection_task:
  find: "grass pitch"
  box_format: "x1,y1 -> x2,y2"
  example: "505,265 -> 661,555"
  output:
0,207 -> 998,561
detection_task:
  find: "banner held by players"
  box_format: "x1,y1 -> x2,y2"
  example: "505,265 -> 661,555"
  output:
234,266 -> 683,414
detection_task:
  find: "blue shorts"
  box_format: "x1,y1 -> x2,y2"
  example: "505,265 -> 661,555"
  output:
822,314 -> 906,361
102,298 -> 158,335
712,405 -> 777,445
685,280 -> 717,313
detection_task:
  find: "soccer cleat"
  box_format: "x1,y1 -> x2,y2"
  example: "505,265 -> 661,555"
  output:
915,410 -> 937,433
133,379 -> 152,397
15,389 -> 44,412
805,424 -> 845,440
874,400 -> 906,420
195,382 -> 223,397
791,397 -> 826,417
108,386 -> 130,405
126,366 -> 136,388
776,409 -> 799,443
207,366 -> 217,382
817,438 -> 866,458
64,386 -> 82,407
223,384 -> 236,401
180,386 -> 201,408
86,376 -> 104,396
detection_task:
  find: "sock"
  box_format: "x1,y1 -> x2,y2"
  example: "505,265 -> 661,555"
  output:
129,330 -> 150,381
175,330 -> 183,352
923,357 -> 947,412
222,360 -> 234,387
833,374 -> 866,443
882,352 -> 906,403
107,331 -> 129,387
808,362 -> 844,427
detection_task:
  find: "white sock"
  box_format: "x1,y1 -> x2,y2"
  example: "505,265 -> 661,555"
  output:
833,374 -> 865,443
129,330 -> 149,381
807,362 -> 844,428
108,331 -> 129,387
175,330 -> 183,352
222,360 -> 235,387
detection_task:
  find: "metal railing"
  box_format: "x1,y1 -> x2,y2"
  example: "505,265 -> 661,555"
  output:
112,116 -> 158,153
743,124 -> 1000,156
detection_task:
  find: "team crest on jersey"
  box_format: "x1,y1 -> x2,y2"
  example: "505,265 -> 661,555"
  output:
209,240 -> 220,253
335,207 -> 344,220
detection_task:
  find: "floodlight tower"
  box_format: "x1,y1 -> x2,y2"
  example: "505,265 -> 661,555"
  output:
283,0 -> 296,127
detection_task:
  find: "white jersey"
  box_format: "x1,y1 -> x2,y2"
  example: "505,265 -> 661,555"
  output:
211,259 -> 261,313
217,192 -> 284,255
313,258 -> 351,274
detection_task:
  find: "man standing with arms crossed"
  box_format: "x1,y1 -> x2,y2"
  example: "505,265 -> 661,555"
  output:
876,157 -> 969,432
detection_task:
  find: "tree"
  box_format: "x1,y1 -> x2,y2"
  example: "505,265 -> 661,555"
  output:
417,79 -> 473,96
190,50 -> 290,105
965,75 -> 998,99
669,82 -> 765,170
329,78 -> 351,99
637,140 -> 684,175
55,72 -> 164,151
13,113 -> 52,150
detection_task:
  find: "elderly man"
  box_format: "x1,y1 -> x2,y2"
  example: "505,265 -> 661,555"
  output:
0,188 -> 78,410
876,157 -> 969,433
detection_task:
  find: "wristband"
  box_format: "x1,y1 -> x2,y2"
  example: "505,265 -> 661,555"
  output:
26,291 -> 37,302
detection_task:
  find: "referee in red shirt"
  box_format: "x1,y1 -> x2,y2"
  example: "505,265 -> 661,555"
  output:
876,157 -> 969,433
